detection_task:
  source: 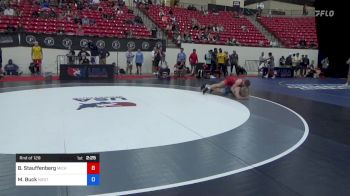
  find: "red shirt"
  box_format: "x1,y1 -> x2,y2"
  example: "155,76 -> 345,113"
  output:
224,76 -> 239,87
189,52 -> 198,65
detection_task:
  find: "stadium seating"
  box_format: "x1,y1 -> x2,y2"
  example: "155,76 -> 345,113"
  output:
143,5 -> 269,47
0,1 -> 152,38
258,16 -> 318,48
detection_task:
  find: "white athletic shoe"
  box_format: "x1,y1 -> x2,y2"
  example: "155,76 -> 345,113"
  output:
210,75 -> 216,79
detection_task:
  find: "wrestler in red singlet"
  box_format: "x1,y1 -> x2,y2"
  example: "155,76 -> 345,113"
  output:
224,76 -> 239,87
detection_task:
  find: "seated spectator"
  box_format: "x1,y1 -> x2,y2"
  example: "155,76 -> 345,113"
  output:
207,33 -> 214,42
214,33 -> 220,42
134,15 -> 143,24
125,20 -> 134,25
29,62 -> 40,75
285,54 -> 292,66
4,59 -> 21,75
305,60 -> 319,78
40,0 -> 50,10
200,6 -> 204,13
187,4 -> 196,11
159,9 -> 164,17
81,16 -> 90,26
303,4 -> 308,16
174,61 -> 185,76
118,0 -> 126,7
161,14 -> 168,22
76,25 -> 84,36
66,49 -> 76,64
321,57 -> 329,71
73,15 -> 81,24
270,40 -> 278,47
66,15 -> 72,22
80,55 -> 90,65
218,25 -> 224,32
258,40 -> 264,46
213,24 -> 218,32
168,9 -> 173,15
32,10 -> 40,18
203,10 -> 208,16
185,34 -> 193,43
299,37 -> 307,48
176,34 -> 182,45
49,9 -> 57,18
116,7 -> 124,15
92,0 -> 100,4
57,27 -> 65,35
165,23 -> 172,32
39,10 -> 50,19
279,56 -> 286,66
6,25 -> 16,32
89,19 -> 96,25
170,15 -> 176,23
16,24 -> 25,32
191,18 -> 199,30
241,25 -> 248,32
76,1 -> 84,10
226,38 -> 234,45
4,7 -> 15,16
78,47 -> 90,59
309,41 -> 317,48
158,61 -> 170,78
212,8 -> 219,15
128,30 -> 133,38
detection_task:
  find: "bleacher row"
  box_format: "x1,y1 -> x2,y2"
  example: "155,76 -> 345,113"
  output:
144,5 -> 270,47
0,2 -> 318,49
258,17 -> 318,48
0,1 -> 152,38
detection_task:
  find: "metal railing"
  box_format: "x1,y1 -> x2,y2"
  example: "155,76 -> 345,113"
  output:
244,60 -> 260,75
259,8 -> 315,17
177,2 -> 208,11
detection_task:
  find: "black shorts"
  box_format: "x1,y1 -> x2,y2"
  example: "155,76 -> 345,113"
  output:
177,65 -> 184,70
136,63 -> 142,67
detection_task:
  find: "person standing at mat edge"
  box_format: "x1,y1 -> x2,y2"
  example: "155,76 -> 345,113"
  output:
31,41 -> 43,74
135,49 -> 144,75
99,48 -> 110,65
345,57 -> 350,86
125,48 -> 135,75
0,47 -> 3,79
189,49 -> 198,76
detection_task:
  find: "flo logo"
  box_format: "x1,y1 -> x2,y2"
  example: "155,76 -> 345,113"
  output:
315,10 -> 334,17
73,96 -> 136,110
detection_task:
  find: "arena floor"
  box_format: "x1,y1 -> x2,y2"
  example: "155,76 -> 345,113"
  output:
0,76 -> 350,196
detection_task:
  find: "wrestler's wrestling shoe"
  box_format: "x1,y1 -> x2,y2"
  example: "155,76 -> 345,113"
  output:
200,84 -> 206,91
202,87 -> 209,94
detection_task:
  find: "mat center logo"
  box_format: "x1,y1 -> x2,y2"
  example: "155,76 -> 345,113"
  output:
73,96 -> 136,110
